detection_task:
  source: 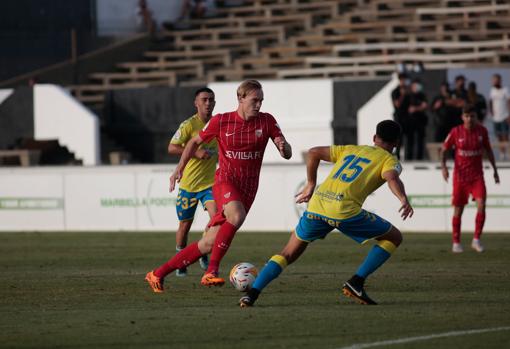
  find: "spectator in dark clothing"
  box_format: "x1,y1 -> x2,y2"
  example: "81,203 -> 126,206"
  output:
136,0 -> 157,34
450,75 -> 468,126
391,73 -> 411,158
432,82 -> 457,142
391,73 -> 411,159
405,79 -> 428,160
467,81 -> 487,123
179,0 -> 207,20
391,73 -> 411,126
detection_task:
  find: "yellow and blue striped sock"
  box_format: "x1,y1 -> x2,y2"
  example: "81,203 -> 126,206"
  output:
356,240 -> 397,279
252,255 -> 288,291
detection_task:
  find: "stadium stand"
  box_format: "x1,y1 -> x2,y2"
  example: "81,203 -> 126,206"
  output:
2,0 -> 510,164
51,0 -> 507,106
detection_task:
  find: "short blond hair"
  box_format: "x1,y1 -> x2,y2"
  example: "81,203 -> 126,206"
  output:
237,79 -> 262,99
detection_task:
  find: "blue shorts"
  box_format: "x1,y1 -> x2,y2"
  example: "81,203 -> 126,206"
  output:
176,187 -> 214,221
295,210 -> 392,244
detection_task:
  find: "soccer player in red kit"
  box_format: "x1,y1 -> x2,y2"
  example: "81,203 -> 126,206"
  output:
145,80 -> 292,292
440,104 -> 500,253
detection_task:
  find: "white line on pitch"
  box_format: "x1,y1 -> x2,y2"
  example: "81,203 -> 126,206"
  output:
336,326 -> 510,349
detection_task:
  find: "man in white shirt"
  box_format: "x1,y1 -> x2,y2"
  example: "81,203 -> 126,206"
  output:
489,74 -> 510,159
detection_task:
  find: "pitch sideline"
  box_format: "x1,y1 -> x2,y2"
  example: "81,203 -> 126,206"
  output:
336,326 -> 510,349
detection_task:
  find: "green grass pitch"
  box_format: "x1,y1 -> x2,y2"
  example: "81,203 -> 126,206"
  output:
1,232 -> 509,349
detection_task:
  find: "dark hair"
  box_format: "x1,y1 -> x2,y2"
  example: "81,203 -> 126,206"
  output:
398,73 -> 408,80
194,87 -> 214,97
455,75 -> 465,81
462,103 -> 476,115
376,120 -> 402,143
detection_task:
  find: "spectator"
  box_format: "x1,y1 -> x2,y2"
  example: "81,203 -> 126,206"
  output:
432,82 -> 457,142
406,78 -> 428,160
467,81 -> 487,123
178,0 -> 208,21
489,73 -> 510,160
391,73 -> 411,158
450,75 -> 468,126
136,0 -> 157,34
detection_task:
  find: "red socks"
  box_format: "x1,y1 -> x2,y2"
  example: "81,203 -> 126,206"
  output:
154,241 -> 202,278
207,222 -> 238,275
452,216 -> 461,243
474,212 -> 485,240
452,212 -> 485,243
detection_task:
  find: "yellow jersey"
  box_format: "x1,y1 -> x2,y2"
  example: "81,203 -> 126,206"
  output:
170,114 -> 218,192
307,145 -> 402,219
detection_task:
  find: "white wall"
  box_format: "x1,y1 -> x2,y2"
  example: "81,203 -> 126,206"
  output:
0,89 -> 13,104
1,164 -> 509,233
209,79 -> 334,163
357,74 -> 398,145
34,85 -> 100,165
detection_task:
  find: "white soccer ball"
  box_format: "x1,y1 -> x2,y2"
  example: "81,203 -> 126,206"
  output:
229,262 -> 258,292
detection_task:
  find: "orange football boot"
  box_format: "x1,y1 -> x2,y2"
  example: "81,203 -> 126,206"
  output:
145,271 -> 164,293
200,272 -> 225,287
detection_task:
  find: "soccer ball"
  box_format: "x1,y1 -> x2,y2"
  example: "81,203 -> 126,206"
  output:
229,262 -> 258,292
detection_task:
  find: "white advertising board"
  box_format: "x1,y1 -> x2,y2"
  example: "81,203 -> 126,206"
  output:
0,172 -> 65,231
0,164 -> 509,233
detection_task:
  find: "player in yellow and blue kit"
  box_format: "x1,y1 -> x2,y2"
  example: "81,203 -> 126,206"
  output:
168,87 -> 218,276
240,120 -> 414,306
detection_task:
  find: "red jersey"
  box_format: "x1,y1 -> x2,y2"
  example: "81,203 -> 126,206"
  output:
199,111 -> 284,199
443,124 -> 490,183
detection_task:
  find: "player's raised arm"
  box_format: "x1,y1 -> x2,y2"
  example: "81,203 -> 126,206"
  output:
296,146 -> 331,203
169,135 -> 204,192
383,170 -> 414,220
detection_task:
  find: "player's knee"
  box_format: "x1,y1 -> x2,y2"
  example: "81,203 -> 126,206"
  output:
198,234 -> 215,253
225,210 -> 246,227
393,229 -> 403,246
384,226 -> 402,247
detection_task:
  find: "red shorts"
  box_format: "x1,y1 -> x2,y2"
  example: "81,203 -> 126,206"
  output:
452,177 -> 486,206
207,182 -> 256,227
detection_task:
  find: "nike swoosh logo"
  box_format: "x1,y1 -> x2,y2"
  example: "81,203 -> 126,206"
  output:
346,282 -> 363,297
225,132 -> 235,137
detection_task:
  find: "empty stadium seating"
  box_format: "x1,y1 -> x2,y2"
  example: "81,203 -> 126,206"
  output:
62,0 -> 510,106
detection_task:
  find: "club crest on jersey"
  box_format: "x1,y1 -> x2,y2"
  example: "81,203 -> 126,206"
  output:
255,129 -> 263,137
224,192 -> 231,198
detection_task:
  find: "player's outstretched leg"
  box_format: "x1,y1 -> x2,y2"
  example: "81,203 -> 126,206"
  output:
342,232 -> 401,305
202,221 -> 239,287
239,255 -> 288,308
145,241 -> 203,293
239,233 -> 308,308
